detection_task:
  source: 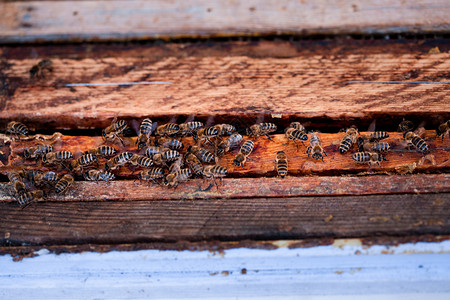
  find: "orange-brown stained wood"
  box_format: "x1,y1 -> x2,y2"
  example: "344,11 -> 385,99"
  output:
0,193 -> 449,246
1,131 -> 449,179
0,48 -> 449,130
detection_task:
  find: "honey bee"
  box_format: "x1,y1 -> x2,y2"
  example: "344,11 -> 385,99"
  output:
217,133 -> 243,156
42,151 -> 73,164
102,117 -> 128,145
404,131 -> 430,154
152,150 -> 181,167
289,122 -> 306,132
437,120 -> 450,140
188,146 -> 215,164
144,146 -> 168,158
357,140 -> 391,153
138,167 -> 165,184
233,140 -> 254,168
352,152 -> 387,167
178,121 -> 204,136
23,144 -> 53,159
136,118 -> 153,149
306,132 -> 327,161
156,137 -> 184,150
275,151 -> 288,178
55,174 -> 74,194
29,59 -> 53,79
339,127 -> 359,154
84,145 -> 118,157
129,154 -> 154,168
202,165 -> 228,187
6,121 -> 29,138
165,168 -> 192,188
69,153 -> 98,172
156,123 -> 179,137
247,123 -> 277,140
359,131 -> 389,144
195,126 -> 219,145
398,118 -> 414,133
17,190 -> 44,208
213,124 -> 236,136
285,128 -> 308,150
105,152 -> 134,171
34,171 -> 60,187
83,169 -> 115,182
168,155 -> 184,174
8,171 -> 26,196
185,153 -> 204,177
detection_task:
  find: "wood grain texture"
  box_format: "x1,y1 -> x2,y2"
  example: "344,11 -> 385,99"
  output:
0,193 -> 448,245
1,0 -> 449,43
0,47 -> 449,130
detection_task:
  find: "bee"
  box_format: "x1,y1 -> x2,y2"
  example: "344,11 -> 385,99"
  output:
83,169 -> 115,182
144,146 -> 168,158
357,139 -> 391,153
188,145 -> 215,164
185,153 -> 204,177
168,155 -> 184,174
289,122 -> 306,132
22,169 -> 42,183
165,168 -> 192,188
195,126 -> 219,145
233,140 -> 254,168
102,117 -> 128,145
359,131 -> 389,143
34,171 -> 60,187
285,128 -> 308,151
84,145 -> 118,157
179,121 -> 204,136
23,144 -> 53,159
69,153 -> 98,172
136,118 -> 153,149
42,151 -> 73,164
17,190 -> 44,208
130,154 -> 154,168
339,127 -> 359,154
437,120 -> 450,140
398,118 -> 414,133
352,152 -> 387,167
306,132 -> 327,161
156,137 -> 184,150
217,133 -> 243,156
138,167 -> 165,184
152,150 -> 181,167
29,59 -> 53,79
404,131 -> 430,154
202,165 -> 228,187
275,151 -> 288,178
213,124 -> 236,136
6,121 -> 29,138
105,152 -> 134,171
55,174 -> 74,194
247,123 -> 277,140
156,123 -> 179,137
8,171 -> 26,196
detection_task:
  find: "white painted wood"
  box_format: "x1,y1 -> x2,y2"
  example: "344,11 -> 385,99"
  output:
1,0 -> 449,43
1,240 -> 449,299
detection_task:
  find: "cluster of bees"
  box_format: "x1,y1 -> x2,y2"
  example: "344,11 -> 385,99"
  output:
4,117 -> 449,208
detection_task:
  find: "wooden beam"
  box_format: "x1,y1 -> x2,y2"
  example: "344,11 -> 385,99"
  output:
0,193 -> 448,245
1,0 -> 449,43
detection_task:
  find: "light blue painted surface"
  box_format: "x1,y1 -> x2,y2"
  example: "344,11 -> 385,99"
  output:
1,240 -> 450,299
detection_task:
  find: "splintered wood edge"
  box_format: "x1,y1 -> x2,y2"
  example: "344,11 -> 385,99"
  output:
0,175 -> 449,202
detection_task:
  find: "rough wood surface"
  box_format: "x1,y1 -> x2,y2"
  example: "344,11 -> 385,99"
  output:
1,0 -> 449,43
0,193 -> 448,245
1,42 -> 449,130
1,131 -> 449,179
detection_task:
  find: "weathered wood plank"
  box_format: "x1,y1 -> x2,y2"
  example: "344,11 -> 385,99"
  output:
1,0 -> 449,43
0,193 -> 448,245
1,49 -> 449,130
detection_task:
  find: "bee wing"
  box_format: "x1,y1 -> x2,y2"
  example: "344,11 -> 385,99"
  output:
184,114 -> 195,123
205,115 -> 215,127
256,113 -> 265,124
414,126 -> 427,138
130,119 -> 141,135
367,120 -> 376,132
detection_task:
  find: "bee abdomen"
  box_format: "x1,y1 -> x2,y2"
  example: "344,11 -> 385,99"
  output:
43,171 -> 59,182
240,140 -> 254,155
370,131 -> 389,141
276,151 -> 288,178
137,156 -> 154,168
57,151 -> 74,160
78,154 -> 97,166
118,152 -> 134,162
204,126 -> 219,136
55,174 -> 74,194
162,150 -> 180,162
261,123 -> 277,132
7,121 -> 29,136
167,139 -> 184,150
98,145 -> 117,157
339,138 -> 353,153
207,165 -> 228,177
140,118 -> 153,135
145,146 -> 164,157
352,152 -> 371,162
411,136 -> 430,153
372,142 -> 390,153
290,129 -> 308,141
176,168 -> 192,180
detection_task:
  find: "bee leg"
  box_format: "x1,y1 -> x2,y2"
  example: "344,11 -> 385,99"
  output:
265,134 -> 273,141
293,140 -> 299,151
323,149 -> 328,157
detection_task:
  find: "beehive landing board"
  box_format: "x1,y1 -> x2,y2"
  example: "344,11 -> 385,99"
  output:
1,0 -> 449,43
